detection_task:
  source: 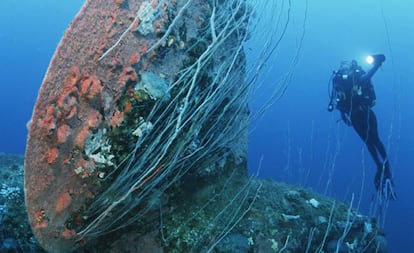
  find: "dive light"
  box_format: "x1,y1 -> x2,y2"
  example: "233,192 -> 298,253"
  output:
365,54 -> 386,65
366,55 -> 374,64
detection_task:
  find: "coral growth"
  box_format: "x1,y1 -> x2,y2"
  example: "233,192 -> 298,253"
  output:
57,124 -> 72,144
110,110 -> 124,127
75,125 -> 90,148
129,52 -> 140,65
55,192 -> 72,214
37,105 -> 56,133
79,74 -> 103,101
47,147 -> 59,164
86,109 -> 102,129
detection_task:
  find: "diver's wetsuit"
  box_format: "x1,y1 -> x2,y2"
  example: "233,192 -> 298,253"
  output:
332,58 -> 395,198
349,104 -> 392,189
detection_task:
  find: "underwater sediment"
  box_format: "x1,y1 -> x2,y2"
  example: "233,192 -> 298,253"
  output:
23,0 -> 388,252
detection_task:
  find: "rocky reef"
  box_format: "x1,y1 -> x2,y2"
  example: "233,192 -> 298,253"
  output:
103,170 -> 388,253
0,153 -> 44,252
2,153 -> 387,252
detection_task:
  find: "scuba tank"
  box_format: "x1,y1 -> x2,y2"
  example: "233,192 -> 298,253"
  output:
327,71 -> 336,112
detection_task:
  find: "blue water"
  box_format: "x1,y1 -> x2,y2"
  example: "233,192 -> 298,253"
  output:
0,0 -> 412,252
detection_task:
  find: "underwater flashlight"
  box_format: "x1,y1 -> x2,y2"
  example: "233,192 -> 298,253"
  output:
365,54 -> 385,65
366,55 -> 374,64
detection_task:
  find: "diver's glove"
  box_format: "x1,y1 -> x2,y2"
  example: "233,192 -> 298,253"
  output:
372,54 -> 386,66
374,165 -> 396,200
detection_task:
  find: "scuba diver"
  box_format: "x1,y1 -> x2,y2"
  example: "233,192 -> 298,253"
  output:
327,54 -> 396,200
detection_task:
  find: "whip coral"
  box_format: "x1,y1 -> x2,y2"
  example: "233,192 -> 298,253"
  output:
24,0 -> 266,252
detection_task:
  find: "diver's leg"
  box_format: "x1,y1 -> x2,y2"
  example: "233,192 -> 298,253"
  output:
351,109 -> 383,167
367,110 -> 392,173
352,109 -> 395,198
367,110 -> 396,199
368,110 -> 389,164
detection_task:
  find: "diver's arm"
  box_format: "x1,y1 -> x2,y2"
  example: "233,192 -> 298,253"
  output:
361,54 -> 385,82
361,63 -> 381,82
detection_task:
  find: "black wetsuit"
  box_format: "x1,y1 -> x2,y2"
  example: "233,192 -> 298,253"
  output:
332,60 -> 394,197
349,103 -> 391,188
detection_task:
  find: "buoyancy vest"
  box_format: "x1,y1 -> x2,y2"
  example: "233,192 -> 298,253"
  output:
332,68 -> 376,112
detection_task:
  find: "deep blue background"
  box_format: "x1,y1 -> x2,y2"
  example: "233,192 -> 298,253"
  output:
0,0 -> 412,252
